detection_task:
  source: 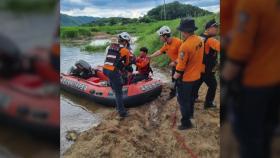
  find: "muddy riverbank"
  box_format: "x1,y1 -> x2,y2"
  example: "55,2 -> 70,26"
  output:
63,82 -> 220,158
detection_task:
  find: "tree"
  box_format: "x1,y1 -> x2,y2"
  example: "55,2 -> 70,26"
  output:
138,15 -> 155,23
147,1 -> 212,20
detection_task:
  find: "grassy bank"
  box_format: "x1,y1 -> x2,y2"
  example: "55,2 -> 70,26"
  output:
61,14 -> 219,66
81,44 -> 109,53
61,27 -> 92,39
134,14 -> 219,67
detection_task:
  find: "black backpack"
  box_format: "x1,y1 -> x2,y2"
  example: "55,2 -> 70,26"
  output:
200,34 -> 218,73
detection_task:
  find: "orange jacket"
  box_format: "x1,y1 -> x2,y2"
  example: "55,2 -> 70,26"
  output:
136,55 -> 150,74
176,35 -> 204,82
160,37 -> 182,61
205,38 -> 220,55
221,0 -> 239,37
51,42 -> 60,57
228,0 -> 280,87
201,33 -> 221,73
51,32 -> 60,57
103,47 -> 130,71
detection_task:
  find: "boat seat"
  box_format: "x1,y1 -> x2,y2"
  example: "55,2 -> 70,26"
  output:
10,74 -> 43,88
87,77 -> 101,83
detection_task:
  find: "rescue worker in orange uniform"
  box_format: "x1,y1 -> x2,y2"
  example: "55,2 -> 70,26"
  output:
173,18 -> 204,130
103,32 -> 132,118
194,19 -> 220,109
132,47 -> 152,83
149,26 -> 182,99
222,0 -> 280,157
220,0 -> 240,122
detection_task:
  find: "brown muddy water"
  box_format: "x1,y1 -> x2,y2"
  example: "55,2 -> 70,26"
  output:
60,39 -> 170,155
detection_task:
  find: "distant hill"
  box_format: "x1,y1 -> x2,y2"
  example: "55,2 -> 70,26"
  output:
147,1 -> 213,20
60,14 -> 99,26
61,1 -> 214,26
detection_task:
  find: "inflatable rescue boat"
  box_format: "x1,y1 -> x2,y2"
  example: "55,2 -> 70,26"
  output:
0,34 -> 59,135
0,74 -> 60,134
61,60 -> 162,107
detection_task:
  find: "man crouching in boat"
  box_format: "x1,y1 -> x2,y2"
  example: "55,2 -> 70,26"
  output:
103,32 -> 132,118
131,47 -> 152,83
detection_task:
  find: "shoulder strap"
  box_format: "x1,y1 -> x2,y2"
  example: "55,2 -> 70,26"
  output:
200,34 -> 210,64
200,33 -> 210,47
148,63 -> 153,75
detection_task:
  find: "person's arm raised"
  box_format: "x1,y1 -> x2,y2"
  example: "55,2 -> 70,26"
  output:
149,50 -> 162,58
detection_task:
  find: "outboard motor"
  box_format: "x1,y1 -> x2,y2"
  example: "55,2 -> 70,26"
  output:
0,35 -> 22,78
75,60 -> 91,71
69,60 -> 95,79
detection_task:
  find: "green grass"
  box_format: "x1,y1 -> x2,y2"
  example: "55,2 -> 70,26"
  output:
61,14 -> 219,66
61,27 -> 92,39
81,43 -> 109,53
134,14 -> 219,66
61,24 -> 142,39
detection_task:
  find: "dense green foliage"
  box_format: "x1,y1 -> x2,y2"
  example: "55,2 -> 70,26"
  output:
135,14 -> 219,67
89,17 -> 140,26
0,0 -> 56,12
61,27 -> 92,39
61,14 -> 99,26
147,1 -> 213,20
81,44 -> 109,53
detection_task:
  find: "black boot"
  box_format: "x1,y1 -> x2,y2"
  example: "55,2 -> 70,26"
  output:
204,102 -> 216,109
168,88 -> 176,99
177,123 -> 193,130
119,112 -> 128,118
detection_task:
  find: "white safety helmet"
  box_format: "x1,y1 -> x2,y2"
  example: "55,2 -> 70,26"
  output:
118,32 -> 131,41
157,26 -> 171,36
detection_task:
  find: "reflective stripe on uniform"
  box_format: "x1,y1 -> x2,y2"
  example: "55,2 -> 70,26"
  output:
107,55 -> 116,58
104,62 -> 114,65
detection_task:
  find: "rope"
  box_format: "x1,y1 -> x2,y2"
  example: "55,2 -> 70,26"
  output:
171,106 -> 199,158
171,106 -> 178,128
173,131 -> 199,158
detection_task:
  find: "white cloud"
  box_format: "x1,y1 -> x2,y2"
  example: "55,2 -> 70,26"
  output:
67,0 -> 87,4
61,0 -> 220,18
63,0 -> 92,8
68,0 -> 81,3
61,7 -> 152,18
201,5 -> 220,13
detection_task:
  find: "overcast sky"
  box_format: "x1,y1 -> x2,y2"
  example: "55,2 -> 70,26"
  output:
61,0 -> 219,18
